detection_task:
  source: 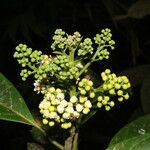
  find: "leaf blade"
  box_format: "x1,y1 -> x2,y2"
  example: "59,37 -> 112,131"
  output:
0,73 -> 35,125
107,115 -> 150,150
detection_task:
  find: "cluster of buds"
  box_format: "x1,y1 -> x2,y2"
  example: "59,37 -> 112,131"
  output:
93,28 -> 115,60
96,69 -> 131,111
14,28 -> 131,130
39,86 -> 92,129
51,29 -> 82,51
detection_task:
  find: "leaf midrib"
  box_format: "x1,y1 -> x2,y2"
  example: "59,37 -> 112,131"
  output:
0,102 -> 35,126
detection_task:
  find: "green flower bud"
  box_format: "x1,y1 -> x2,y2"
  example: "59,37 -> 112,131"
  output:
80,89 -> 86,95
122,84 -> 128,90
97,102 -> 102,108
109,89 -> 115,95
124,93 -> 129,100
49,121 -> 55,127
107,83 -> 113,89
109,101 -> 115,107
48,87 -> 55,93
105,106 -> 111,111
118,97 -> 123,102
117,90 -> 123,96
89,92 -> 95,98
85,85 -> 91,91
115,83 -> 121,89
43,119 -> 48,125
105,69 -> 111,74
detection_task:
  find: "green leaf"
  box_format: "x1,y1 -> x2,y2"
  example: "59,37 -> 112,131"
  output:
0,73 -> 35,125
107,115 -> 150,150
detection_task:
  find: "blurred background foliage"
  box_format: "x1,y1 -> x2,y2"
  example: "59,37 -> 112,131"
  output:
0,0 -> 150,149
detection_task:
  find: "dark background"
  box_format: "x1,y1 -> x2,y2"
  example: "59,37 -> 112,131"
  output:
0,0 -> 150,149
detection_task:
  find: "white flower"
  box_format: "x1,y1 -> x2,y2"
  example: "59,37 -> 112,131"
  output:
76,104 -> 83,112
49,112 -> 57,119
56,93 -> 65,100
76,63 -> 83,69
73,111 -> 80,118
51,99 -> 60,105
70,96 -> 78,103
42,101 -> 51,109
57,105 -> 64,114
60,100 -> 68,107
46,93 -> 55,101
83,108 -> 90,114
43,110 -> 50,117
56,88 -> 62,93
84,100 -> 92,108
39,102 -> 44,109
66,106 -> 74,113
33,80 -> 41,94
62,112 -> 70,119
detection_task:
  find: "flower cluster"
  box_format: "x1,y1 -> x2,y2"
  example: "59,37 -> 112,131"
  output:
13,44 -> 47,80
51,29 -> 81,51
14,28 -> 131,130
96,69 -> 131,111
49,55 -> 80,81
39,86 -> 92,129
78,38 -> 93,56
93,28 -> 115,60
78,78 -> 95,98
